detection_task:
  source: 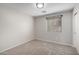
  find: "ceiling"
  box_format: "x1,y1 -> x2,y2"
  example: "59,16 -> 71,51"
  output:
0,3 -> 76,16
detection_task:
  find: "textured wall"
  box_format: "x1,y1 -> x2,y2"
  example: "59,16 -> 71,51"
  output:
0,7 -> 34,52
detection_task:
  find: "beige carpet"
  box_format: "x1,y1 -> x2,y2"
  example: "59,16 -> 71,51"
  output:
0,39 -> 78,55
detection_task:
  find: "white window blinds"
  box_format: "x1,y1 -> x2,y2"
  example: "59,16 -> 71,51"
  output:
46,15 -> 63,32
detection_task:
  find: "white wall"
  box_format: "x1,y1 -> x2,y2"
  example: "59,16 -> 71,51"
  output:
73,4 -> 79,53
34,11 -> 73,45
0,7 -> 34,52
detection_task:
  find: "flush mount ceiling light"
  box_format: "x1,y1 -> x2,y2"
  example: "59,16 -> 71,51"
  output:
36,3 -> 44,9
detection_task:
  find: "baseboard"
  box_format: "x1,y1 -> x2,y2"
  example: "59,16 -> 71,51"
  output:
0,38 -> 76,53
0,39 -> 34,53
36,38 -> 74,48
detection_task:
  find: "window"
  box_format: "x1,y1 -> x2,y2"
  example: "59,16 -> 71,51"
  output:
46,15 -> 63,32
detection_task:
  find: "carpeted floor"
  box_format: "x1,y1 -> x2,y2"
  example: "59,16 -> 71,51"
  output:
0,39 -> 78,55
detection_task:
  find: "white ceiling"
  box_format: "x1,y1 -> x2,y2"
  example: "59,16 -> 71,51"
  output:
0,3 -> 76,16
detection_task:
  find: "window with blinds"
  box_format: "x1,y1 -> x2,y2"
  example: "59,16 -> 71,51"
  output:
46,15 -> 63,32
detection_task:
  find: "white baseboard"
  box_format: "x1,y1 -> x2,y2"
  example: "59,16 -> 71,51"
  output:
0,38 -> 76,53
0,39 -> 34,53
36,38 -> 74,48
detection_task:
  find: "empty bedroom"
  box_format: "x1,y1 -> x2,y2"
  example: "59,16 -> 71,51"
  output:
0,3 -> 79,55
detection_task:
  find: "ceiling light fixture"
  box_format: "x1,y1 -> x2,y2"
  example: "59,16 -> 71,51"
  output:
36,3 -> 44,9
